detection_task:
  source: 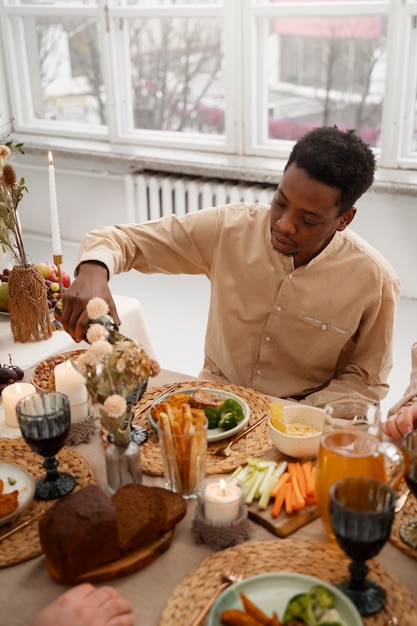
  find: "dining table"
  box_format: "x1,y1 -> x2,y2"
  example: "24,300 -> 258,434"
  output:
0,297 -> 416,626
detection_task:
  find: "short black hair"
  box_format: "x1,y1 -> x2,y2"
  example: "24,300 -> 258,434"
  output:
285,126 -> 376,215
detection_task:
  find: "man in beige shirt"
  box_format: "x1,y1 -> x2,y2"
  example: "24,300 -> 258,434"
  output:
62,127 -> 400,407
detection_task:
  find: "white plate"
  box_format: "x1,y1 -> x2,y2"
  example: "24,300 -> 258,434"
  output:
0,463 -> 36,528
148,387 -> 250,443
207,571 -> 363,626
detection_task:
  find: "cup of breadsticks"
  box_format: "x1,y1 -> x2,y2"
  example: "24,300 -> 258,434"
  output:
156,398 -> 208,499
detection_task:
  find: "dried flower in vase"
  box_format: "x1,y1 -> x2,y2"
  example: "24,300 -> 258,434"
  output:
73,297 -> 160,442
0,145 -> 29,266
0,138 -> 52,342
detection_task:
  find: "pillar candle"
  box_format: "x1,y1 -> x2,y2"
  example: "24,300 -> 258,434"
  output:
203,478 -> 242,524
54,360 -> 88,422
48,151 -> 62,256
2,382 -> 36,428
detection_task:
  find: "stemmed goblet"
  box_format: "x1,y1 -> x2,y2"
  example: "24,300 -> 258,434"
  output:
16,391 -> 76,500
329,476 -> 396,616
399,429 -> 417,548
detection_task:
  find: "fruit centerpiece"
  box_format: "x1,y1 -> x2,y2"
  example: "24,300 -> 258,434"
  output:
0,262 -> 71,314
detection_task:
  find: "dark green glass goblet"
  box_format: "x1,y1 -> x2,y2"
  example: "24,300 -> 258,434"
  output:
329,476 -> 396,616
16,391 -> 76,500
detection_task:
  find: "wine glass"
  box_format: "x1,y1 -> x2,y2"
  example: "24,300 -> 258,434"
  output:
399,429 -> 417,548
329,476 -> 396,616
16,391 -> 76,500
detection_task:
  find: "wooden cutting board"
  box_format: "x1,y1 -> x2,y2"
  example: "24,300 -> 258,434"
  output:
248,501 -> 319,537
45,530 -> 174,584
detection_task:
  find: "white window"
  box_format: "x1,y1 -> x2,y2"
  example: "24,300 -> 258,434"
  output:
1,0 -> 416,169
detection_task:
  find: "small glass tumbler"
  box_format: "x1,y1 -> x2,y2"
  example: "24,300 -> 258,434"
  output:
157,418 -> 207,499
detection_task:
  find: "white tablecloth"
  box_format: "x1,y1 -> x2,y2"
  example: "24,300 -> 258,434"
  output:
0,295 -> 156,436
0,294 -> 157,371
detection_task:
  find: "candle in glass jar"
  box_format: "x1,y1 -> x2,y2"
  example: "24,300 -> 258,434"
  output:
48,151 -> 62,256
2,382 -> 36,428
54,360 -> 88,421
204,478 -> 242,524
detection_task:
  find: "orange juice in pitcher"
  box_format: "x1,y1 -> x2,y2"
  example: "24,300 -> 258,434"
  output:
315,430 -> 398,538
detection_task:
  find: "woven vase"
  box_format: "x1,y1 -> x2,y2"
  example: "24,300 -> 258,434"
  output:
8,261 -> 53,343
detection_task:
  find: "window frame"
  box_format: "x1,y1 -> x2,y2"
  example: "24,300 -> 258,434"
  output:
0,0 -> 416,171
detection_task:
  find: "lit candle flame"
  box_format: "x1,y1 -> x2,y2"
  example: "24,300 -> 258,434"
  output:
48,150 -> 53,165
219,478 -> 227,495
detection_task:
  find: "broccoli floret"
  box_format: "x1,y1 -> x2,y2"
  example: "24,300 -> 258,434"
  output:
217,398 -> 244,430
310,586 -> 334,610
317,608 -> 347,626
204,405 -> 221,429
283,593 -> 318,626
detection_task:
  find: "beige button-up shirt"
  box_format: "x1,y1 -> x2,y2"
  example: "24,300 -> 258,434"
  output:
79,203 -> 401,407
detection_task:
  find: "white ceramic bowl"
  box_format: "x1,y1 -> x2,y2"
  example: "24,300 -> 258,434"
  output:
268,405 -> 332,458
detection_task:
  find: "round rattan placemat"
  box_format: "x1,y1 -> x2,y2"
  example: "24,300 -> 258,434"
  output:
390,479 -> 417,560
130,381 -> 272,476
0,438 -> 98,568
160,539 -> 417,626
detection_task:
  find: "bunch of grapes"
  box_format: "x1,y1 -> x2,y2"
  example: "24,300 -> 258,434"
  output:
0,268 -> 10,282
45,279 -> 68,310
0,356 -> 24,395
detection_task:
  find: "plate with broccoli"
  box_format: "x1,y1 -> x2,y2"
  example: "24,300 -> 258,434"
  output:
207,572 -> 363,626
148,387 -> 250,442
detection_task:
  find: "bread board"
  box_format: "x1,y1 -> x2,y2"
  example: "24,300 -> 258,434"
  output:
45,530 -> 174,584
248,502 -> 319,537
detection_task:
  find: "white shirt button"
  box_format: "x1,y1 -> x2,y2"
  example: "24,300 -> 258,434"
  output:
321,324 -> 327,331
256,370 -> 262,375
276,306 -> 282,312
265,336 -> 271,342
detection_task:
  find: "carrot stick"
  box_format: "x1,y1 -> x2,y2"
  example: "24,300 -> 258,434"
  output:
272,481 -> 288,518
287,462 -> 297,479
285,482 -> 294,515
294,462 -> 307,499
270,471 -> 290,498
290,475 -> 305,510
302,460 -> 314,496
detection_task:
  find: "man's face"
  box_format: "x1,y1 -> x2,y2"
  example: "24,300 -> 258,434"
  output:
270,163 -> 355,267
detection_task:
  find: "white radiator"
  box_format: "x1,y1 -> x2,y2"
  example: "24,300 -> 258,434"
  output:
132,172 -> 276,222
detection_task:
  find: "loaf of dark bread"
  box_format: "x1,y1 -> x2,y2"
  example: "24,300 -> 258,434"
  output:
39,483 -> 187,582
39,484 -> 121,583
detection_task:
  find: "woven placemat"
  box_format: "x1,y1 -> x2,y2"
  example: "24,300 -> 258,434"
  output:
0,438 -> 98,568
130,381 -> 272,476
160,539 -> 417,626
390,479 -> 417,559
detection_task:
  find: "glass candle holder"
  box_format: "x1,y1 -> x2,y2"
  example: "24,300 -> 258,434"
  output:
201,477 -> 244,524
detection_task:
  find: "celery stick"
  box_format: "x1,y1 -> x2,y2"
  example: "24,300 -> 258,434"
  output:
245,471 -> 264,504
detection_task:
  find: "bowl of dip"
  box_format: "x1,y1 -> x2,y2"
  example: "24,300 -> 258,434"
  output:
268,405 -> 332,458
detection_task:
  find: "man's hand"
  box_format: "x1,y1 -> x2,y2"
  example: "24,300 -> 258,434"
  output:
61,262 -> 121,342
29,583 -> 135,626
382,404 -> 417,440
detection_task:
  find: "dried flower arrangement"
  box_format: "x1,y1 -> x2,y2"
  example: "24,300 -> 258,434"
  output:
74,297 -> 160,442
